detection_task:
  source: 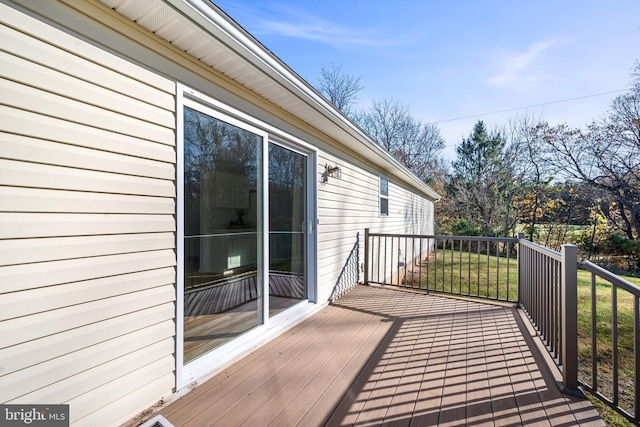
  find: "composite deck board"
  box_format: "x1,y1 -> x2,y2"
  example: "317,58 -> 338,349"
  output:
155,285 -> 605,427
263,311 -> 392,426
209,309 -> 389,427
164,304 -> 354,422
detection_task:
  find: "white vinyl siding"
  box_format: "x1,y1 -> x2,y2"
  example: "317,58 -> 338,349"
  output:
316,153 -> 435,302
0,2 -> 176,427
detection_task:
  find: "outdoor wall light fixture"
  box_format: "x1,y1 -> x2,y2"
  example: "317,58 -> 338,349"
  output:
322,164 -> 341,183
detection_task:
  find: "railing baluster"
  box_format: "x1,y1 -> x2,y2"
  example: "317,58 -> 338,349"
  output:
363,229 -> 369,285
399,236 -> 403,286
404,237 -> 414,287
612,284 -> 619,406
438,238 -> 441,289
450,238 -> 454,293
547,257 -> 552,352
553,259 -> 559,357
495,242 -> 499,300
391,236 -> 395,285
506,242 -> 511,301
521,246 -> 524,300
476,241 -> 480,297
539,251 -> 543,335
591,271 -> 598,391
418,237 -> 423,290
377,235 -> 380,284
426,237 -> 430,290
459,238 -> 463,294
543,253 -> 548,343
532,249 -> 536,330
517,238 -> 523,309
381,235 -> 384,283
468,239 -> 472,295
528,246 -> 532,316
409,237 -> 414,288
441,237 -> 444,291
485,241 -> 489,298
635,295 -> 639,420
545,253 -> 550,348
532,248 -> 536,316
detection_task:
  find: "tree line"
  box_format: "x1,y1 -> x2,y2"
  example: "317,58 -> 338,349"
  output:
315,62 -> 640,273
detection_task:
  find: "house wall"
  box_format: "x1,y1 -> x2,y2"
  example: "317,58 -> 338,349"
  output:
0,0 -> 436,426
0,2 -> 176,426
316,152 -> 435,302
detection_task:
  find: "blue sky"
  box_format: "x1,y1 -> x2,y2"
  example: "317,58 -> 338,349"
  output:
214,1 -> 640,161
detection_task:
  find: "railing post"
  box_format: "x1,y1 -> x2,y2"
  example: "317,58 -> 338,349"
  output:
561,244 -> 581,395
364,228 -> 370,286
355,232 -> 360,285
517,232 -> 524,305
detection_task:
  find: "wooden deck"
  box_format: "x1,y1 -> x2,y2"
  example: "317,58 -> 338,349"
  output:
157,285 -> 605,427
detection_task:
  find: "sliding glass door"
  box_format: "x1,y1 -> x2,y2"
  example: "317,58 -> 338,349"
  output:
182,105 -> 264,363
268,143 -> 308,317
180,98 -> 313,368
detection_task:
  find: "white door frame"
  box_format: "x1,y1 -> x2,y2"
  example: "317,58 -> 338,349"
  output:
176,84 -> 318,389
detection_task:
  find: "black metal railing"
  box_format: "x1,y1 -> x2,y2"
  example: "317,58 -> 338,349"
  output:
364,229 -> 518,302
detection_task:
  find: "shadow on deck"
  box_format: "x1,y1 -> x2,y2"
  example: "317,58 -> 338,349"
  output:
156,285 -> 604,427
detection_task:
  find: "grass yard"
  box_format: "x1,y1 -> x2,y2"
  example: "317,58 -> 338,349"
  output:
414,248 -> 639,425
416,244 -> 519,301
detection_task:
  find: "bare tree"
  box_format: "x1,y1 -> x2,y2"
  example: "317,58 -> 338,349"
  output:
355,98 -> 409,151
541,65 -> 640,243
508,114 -> 555,240
315,65 -> 444,183
355,98 -> 445,182
316,63 -> 363,116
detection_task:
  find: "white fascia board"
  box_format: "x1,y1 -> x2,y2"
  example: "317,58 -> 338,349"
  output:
166,0 -> 440,201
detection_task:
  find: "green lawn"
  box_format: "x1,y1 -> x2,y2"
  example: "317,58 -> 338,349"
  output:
417,245 -> 518,301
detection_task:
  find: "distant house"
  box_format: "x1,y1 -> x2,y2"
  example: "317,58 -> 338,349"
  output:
0,0 -> 439,425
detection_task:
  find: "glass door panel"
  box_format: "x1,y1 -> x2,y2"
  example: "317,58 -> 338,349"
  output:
268,143 -> 307,317
183,106 -> 263,363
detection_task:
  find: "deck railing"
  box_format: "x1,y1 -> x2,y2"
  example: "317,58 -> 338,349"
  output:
578,260 -> 640,424
363,229 -> 518,302
518,238 -> 579,394
362,229 -> 638,424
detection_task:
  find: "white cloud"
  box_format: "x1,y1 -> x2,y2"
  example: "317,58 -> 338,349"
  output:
231,3 -> 410,49
485,39 -> 565,87
260,19 -> 388,47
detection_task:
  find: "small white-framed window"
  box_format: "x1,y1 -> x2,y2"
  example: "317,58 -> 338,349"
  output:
379,176 -> 389,216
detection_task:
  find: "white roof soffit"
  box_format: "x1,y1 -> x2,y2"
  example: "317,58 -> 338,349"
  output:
98,0 -> 439,201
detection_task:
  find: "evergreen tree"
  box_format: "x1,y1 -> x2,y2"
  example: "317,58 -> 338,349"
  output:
446,121 -> 514,235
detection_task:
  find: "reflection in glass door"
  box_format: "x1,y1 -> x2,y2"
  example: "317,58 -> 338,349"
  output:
268,143 -> 307,317
182,105 -> 263,363
180,101 -> 312,367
